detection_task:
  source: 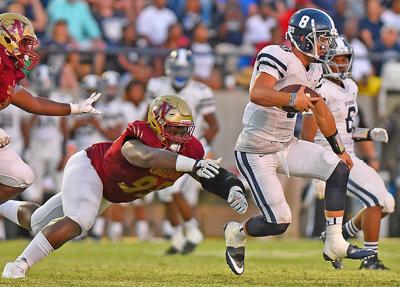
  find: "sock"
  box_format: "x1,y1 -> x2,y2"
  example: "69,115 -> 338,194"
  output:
325,216 -> 344,238
364,241 -> 378,253
0,200 -> 24,226
171,225 -> 185,250
108,221 -> 123,242
184,218 -> 198,229
326,216 -> 343,227
0,218 -> 5,240
135,220 -> 150,241
342,218 -> 360,239
19,231 -> 54,267
91,217 -> 105,238
162,220 -> 173,238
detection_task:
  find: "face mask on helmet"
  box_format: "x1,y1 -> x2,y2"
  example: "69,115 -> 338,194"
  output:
165,49 -> 194,90
148,95 -> 195,152
323,37 -> 354,79
0,13 -> 39,70
286,8 -> 338,63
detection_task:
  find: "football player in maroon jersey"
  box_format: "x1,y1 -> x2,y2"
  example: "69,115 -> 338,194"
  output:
0,95 -> 248,278
0,13 -> 101,205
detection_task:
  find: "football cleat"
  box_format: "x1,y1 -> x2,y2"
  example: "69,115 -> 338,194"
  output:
2,259 -> 29,279
181,241 -> 198,255
224,222 -> 246,275
165,226 -> 186,256
359,254 -> 389,270
331,259 -> 344,269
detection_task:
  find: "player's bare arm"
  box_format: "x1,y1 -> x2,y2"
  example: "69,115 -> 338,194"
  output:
203,113 -> 219,142
301,113 -> 318,142
11,88 -> 101,116
250,73 -> 314,111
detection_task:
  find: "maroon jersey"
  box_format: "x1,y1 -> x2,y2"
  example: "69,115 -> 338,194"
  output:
0,47 -> 25,110
86,121 -> 205,203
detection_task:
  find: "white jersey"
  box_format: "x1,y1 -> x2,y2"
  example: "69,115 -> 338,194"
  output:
235,45 -> 323,153
72,99 -> 125,150
0,105 -> 24,154
314,78 -> 358,154
109,99 -> 148,125
146,77 -> 216,139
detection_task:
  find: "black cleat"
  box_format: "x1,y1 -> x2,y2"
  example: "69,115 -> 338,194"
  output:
359,255 -> 389,270
225,246 -> 245,275
165,246 -> 180,255
346,244 -> 376,260
181,241 -> 198,255
331,259 -> 344,269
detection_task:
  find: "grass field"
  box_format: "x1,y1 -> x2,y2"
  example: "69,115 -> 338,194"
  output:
0,238 -> 399,286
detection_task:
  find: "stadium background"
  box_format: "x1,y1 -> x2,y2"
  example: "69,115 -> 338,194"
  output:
0,0 -> 400,240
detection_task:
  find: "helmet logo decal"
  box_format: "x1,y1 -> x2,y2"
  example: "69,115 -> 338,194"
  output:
10,20 -> 25,38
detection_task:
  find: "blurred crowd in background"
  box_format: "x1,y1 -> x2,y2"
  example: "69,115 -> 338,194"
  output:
1,0 -> 400,241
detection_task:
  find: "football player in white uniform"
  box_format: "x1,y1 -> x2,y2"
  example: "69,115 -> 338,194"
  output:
302,37 -> 394,270
147,49 -> 220,254
224,8 -> 375,275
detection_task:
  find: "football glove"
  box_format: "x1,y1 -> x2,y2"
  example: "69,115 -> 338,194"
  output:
193,158 -> 221,179
370,128 -> 388,143
227,186 -> 248,214
70,92 -> 102,115
0,129 -> 11,148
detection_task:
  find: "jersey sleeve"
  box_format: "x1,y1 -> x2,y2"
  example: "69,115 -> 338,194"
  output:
198,84 -> 216,115
123,121 -> 159,146
255,45 -> 290,81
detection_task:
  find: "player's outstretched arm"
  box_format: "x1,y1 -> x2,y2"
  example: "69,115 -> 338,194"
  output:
352,127 -> 388,143
191,168 -> 248,214
121,139 -> 221,179
11,88 -> 101,116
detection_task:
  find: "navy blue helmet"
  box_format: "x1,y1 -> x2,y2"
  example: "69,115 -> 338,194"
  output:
286,8 -> 338,62
165,49 -> 194,90
323,36 -> 354,79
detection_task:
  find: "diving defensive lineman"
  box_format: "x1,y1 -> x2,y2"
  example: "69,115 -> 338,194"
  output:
224,8 -> 375,275
0,13 -> 101,204
0,95 -> 248,278
302,37 -> 394,270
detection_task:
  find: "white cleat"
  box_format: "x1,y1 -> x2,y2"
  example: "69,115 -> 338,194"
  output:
224,221 -> 246,275
2,259 -> 29,279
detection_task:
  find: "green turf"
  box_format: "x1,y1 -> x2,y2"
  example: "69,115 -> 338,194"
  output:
0,238 -> 399,286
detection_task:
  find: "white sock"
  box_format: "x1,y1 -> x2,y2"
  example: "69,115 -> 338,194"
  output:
0,218 -> 5,240
325,216 -> 344,238
0,200 -> 24,226
91,217 -> 106,238
135,220 -> 150,240
108,221 -> 123,242
364,241 -> 378,253
162,220 -> 173,238
184,218 -> 198,229
19,231 -> 54,267
326,216 -> 343,227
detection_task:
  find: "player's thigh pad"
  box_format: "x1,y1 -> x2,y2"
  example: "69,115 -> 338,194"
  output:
284,140 -> 340,181
348,156 -> 395,213
0,145 -> 34,188
178,174 -> 201,206
62,150 -> 103,231
235,151 -> 291,224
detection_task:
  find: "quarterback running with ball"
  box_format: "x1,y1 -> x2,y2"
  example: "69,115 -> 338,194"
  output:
0,95 -> 248,279
0,13 -> 101,205
223,8 -> 375,275
302,36 -> 394,270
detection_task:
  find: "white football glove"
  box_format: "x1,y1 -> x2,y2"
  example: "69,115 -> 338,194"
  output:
0,129 -> 11,148
313,179 -> 326,200
227,186 -> 248,214
370,128 -> 388,143
70,92 -> 102,115
193,158 -> 221,179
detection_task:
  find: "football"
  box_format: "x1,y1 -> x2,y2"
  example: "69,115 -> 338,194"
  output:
279,84 -> 321,113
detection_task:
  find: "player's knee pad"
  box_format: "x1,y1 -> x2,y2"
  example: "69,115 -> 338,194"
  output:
245,214 -> 290,237
67,212 -> 97,232
383,193 -> 395,214
325,162 -> 349,211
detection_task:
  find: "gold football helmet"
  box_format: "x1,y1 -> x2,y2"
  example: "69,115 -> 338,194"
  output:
148,95 -> 195,149
0,13 -> 39,70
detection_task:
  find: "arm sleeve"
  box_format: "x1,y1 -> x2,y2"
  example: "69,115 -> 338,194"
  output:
198,85 -> 216,115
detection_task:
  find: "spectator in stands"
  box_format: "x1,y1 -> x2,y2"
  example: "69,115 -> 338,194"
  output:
8,0 -> 47,39
243,2 -> 280,49
331,0 -> 347,34
382,0 -> 400,27
136,0 -> 177,46
372,24 -> 400,76
359,0 -> 384,49
165,23 -> 190,49
93,0 -> 129,46
180,0 -> 203,39
47,0 -> 104,51
218,4 -> 244,46
191,23 -> 221,89
168,0 -> 212,24
59,52 -> 83,96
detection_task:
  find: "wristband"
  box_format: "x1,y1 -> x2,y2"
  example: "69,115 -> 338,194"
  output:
288,92 -> 297,107
69,103 -> 79,115
176,155 -> 196,172
325,130 -> 345,154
